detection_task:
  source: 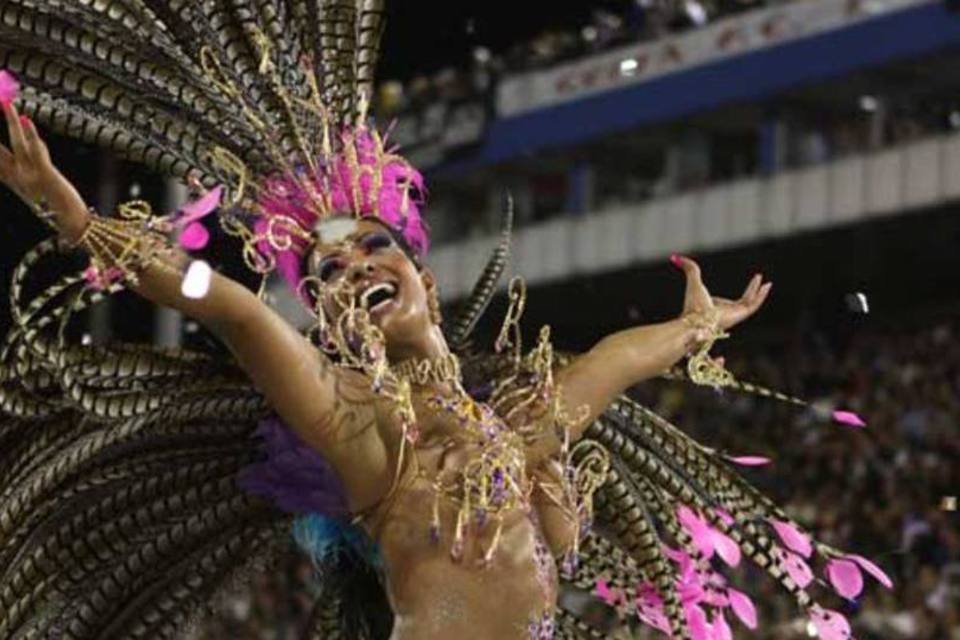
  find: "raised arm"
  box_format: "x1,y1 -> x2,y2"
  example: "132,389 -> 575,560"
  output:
0,101 -> 365,455
555,255 -> 772,439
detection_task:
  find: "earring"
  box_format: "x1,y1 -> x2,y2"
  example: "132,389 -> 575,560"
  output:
427,281 -> 443,325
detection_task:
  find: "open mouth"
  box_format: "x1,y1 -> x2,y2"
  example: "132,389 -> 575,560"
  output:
359,282 -> 398,313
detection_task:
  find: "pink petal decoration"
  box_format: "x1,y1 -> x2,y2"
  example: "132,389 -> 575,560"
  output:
636,582 -> 663,607
832,410 -> 866,428
83,265 -> 101,286
703,588 -> 729,608
826,558 -> 864,599
678,506 -> 715,559
83,265 -> 125,290
0,70 -> 20,104
684,604 -> 711,640
178,221 -> 210,250
662,545 -> 689,564
727,588 -> 758,629
711,613 -> 733,640
637,598 -> 672,637
780,550 -> 814,588
771,519 -> 813,558
179,185 -> 224,223
679,579 -> 705,606
594,579 -> 619,607
713,508 -> 735,527
728,455 -> 772,467
810,606 -> 852,640
710,529 -> 742,567
848,554 -> 893,589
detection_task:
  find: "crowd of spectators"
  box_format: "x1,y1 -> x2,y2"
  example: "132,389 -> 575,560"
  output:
193,315 -> 960,638
377,0 -> 801,118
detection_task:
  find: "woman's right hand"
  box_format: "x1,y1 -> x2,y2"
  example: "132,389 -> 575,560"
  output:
0,100 -> 90,241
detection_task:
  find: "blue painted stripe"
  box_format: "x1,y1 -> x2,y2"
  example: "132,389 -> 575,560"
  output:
435,3 -> 960,176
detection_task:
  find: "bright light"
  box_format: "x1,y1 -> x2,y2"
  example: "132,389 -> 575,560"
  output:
473,46 -> 491,64
581,26 -> 598,42
950,112 -> 960,129
620,58 -> 639,76
129,182 -> 141,198
81,333 -> 92,346
685,0 -> 708,26
859,95 -> 878,112
181,260 -> 212,299
806,620 -> 819,637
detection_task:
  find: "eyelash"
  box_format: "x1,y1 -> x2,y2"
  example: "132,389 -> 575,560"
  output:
360,232 -> 393,252
316,232 -> 393,281
318,258 -> 344,282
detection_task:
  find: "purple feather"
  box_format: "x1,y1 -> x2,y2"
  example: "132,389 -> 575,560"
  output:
237,416 -> 348,516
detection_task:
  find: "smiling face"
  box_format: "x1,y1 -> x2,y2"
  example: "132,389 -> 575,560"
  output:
307,217 -> 440,359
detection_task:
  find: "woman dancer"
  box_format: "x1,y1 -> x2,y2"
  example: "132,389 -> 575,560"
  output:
0,2 -> 887,638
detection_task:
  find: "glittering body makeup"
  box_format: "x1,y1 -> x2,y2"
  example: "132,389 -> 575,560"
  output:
290,246 -> 606,638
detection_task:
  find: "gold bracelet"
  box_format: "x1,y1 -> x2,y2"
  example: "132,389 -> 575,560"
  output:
682,310 -> 735,390
73,213 -> 175,290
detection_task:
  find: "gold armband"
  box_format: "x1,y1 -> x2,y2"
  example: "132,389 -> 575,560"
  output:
682,310 -> 735,390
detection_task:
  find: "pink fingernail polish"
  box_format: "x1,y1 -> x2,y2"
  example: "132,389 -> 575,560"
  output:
670,254 -> 683,268
19,114 -> 30,127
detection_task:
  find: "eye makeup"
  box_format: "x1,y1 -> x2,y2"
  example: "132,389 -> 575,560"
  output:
310,231 -> 396,282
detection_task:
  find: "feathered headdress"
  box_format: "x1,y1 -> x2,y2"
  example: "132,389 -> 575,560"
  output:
1,0 -> 427,293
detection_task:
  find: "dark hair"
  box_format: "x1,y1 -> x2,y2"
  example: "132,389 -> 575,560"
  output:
320,548 -> 393,639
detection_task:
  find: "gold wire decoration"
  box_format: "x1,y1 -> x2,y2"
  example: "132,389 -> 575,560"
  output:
682,310 -> 736,390
494,276 -> 528,365
393,353 -> 462,389
308,270 -> 607,568
70,212 -> 178,290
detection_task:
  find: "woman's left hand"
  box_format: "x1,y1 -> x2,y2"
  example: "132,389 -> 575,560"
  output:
673,254 -> 772,331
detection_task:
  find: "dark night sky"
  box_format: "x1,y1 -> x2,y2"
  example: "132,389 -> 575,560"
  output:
378,2 -> 627,81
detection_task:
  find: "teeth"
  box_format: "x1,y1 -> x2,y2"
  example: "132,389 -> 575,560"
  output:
360,283 -> 397,310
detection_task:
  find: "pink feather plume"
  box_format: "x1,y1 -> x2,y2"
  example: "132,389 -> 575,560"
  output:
727,455 -> 772,467
771,519 -> 813,558
727,588 -> 758,629
848,554 -> 894,589
832,410 -> 867,428
0,70 -> 20,105
810,606 -> 852,640
826,558 -> 864,599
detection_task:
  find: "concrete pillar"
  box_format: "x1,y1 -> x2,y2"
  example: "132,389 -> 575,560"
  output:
759,113 -> 786,175
566,161 -> 595,215
867,98 -> 887,151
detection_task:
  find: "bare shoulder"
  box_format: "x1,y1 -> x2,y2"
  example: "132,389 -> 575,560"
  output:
309,367 -> 383,446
